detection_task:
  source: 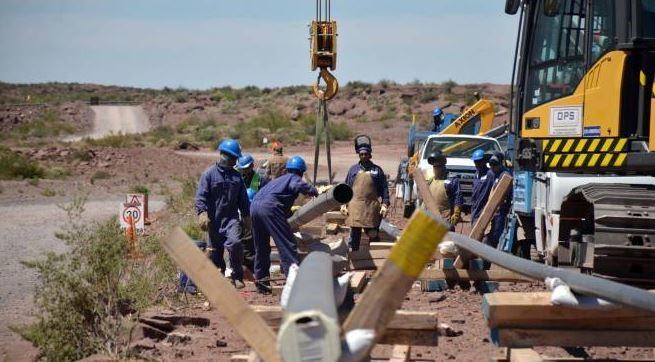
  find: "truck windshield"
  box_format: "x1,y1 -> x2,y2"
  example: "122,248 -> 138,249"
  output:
641,0 -> 655,38
423,137 -> 500,159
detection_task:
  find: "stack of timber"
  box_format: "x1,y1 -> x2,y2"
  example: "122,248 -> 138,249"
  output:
484,292 -> 655,361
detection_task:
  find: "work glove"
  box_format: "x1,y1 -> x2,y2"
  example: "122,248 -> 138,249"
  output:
380,204 -> 389,218
340,204 -> 349,216
198,212 -> 209,231
317,185 -> 332,194
291,205 -> 301,213
449,206 -> 462,226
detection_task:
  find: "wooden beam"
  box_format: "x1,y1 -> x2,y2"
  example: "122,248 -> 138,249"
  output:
350,271 -> 369,293
455,173 -> 512,268
483,292 -> 655,330
492,328 -> 655,348
252,305 -> 439,331
420,269 -> 534,283
389,345 -> 411,362
412,168 -> 442,217
161,228 -> 281,362
509,348 -> 543,362
342,210 -> 449,354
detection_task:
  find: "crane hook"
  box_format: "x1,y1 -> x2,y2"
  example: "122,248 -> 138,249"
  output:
312,67 -> 339,101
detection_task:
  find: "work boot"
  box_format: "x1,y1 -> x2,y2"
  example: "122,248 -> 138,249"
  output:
232,279 -> 245,289
255,280 -> 272,295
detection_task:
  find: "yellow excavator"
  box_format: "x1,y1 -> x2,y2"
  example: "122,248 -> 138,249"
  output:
502,0 -> 655,286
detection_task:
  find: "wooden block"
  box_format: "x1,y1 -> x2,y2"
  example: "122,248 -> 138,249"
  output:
509,348 -> 543,362
483,292 -> 655,330
230,355 -> 249,362
420,269 -> 533,283
161,228 -> 281,361
455,173 -> 513,269
343,210 -> 449,354
368,242 -> 397,250
420,279 -> 448,292
348,258 -> 385,270
349,249 -> 391,260
350,271 -> 368,293
325,223 -> 339,235
389,345 -> 411,362
474,281 -> 499,294
325,211 -> 346,224
491,328 -> 655,348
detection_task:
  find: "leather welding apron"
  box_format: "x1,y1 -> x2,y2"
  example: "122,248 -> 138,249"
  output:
428,177 -> 452,220
268,155 -> 287,179
346,171 -> 381,228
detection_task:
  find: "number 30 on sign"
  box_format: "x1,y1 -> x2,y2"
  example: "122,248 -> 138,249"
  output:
120,202 -> 145,231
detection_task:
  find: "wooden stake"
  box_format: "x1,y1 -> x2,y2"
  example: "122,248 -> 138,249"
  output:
161,228 -> 281,362
412,168 -> 441,216
342,209 -> 449,353
454,173 -> 513,268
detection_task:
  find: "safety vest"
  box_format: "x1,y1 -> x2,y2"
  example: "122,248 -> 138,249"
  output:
249,173 -> 261,191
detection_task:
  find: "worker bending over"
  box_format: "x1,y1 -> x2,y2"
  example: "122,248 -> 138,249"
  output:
250,156 -> 318,294
470,149 -> 494,225
341,136 -> 390,251
195,139 -> 250,289
425,150 -> 463,230
266,141 -> 288,180
484,152 -> 512,248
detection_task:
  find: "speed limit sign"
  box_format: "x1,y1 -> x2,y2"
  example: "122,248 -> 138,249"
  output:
119,202 -> 145,230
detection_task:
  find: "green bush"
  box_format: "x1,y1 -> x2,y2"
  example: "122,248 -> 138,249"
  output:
0,146 -> 45,180
443,79 -> 458,94
129,185 -> 150,196
90,170 -> 111,184
19,195 -> 176,360
41,188 -> 56,197
329,121 -> 353,141
14,110 -> 77,138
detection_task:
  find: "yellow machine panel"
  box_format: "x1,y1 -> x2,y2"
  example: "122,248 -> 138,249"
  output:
521,51 -> 627,139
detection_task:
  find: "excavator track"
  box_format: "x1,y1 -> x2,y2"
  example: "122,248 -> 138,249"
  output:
560,183 -> 655,287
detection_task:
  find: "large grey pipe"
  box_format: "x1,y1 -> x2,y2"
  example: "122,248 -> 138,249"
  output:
448,232 -> 655,314
288,183 -> 353,231
379,219 -> 401,239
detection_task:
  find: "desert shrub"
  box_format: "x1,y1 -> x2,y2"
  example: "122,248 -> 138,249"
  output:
419,90 -> 439,103
19,195 -> 175,360
14,110 -> 77,139
44,166 -> 70,179
41,188 -> 56,197
84,133 -> 141,148
0,146 -> 45,180
129,185 -> 149,196
90,170 -> 111,184
147,126 -> 175,143
345,81 -> 371,90
443,79 -> 458,94
329,121 -> 353,141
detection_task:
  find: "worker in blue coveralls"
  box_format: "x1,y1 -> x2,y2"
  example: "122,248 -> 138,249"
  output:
240,188 -> 257,277
470,149 -> 495,225
237,154 -> 269,192
484,152 -> 512,249
341,136 -> 390,251
250,155 -> 318,294
196,139 -> 250,289
424,150 -> 463,230
431,107 -> 446,132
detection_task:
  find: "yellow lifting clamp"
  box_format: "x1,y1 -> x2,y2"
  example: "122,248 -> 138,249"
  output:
310,4 -> 338,100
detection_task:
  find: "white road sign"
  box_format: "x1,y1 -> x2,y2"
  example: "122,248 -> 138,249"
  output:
120,202 -> 145,231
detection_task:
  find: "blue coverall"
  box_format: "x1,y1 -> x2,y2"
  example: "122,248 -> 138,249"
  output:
251,173 -> 318,280
485,167 -> 513,248
470,167 -> 495,225
344,162 -> 390,249
195,163 -> 250,281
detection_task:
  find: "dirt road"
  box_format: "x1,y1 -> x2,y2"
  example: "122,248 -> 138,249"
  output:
65,105 -> 150,141
0,195 -> 164,360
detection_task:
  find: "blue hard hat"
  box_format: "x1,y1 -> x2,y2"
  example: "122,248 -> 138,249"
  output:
432,107 -> 443,117
471,149 -> 485,161
286,155 -> 307,172
218,139 -> 242,158
238,154 -> 255,169
246,188 -> 256,202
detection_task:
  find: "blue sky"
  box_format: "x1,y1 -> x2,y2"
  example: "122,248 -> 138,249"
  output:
0,1 -> 519,89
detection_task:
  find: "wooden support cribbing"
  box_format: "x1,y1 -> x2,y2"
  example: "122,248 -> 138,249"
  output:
252,305 -> 439,346
419,269 -> 534,283
508,348 -> 543,362
389,344 -> 411,362
412,168 -> 442,217
455,174 -> 513,269
342,209 -> 449,353
483,292 -> 655,330
350,271 -> 368,293
492,329 -> 655,348
161,228 -> 281,362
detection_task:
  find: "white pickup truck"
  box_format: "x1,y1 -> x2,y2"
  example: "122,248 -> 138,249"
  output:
400,134 -> 502,217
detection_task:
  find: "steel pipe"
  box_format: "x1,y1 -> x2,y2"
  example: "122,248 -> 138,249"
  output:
379,219 -> 401,239
447,232 -> 655,314
288,183 -> 353,231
